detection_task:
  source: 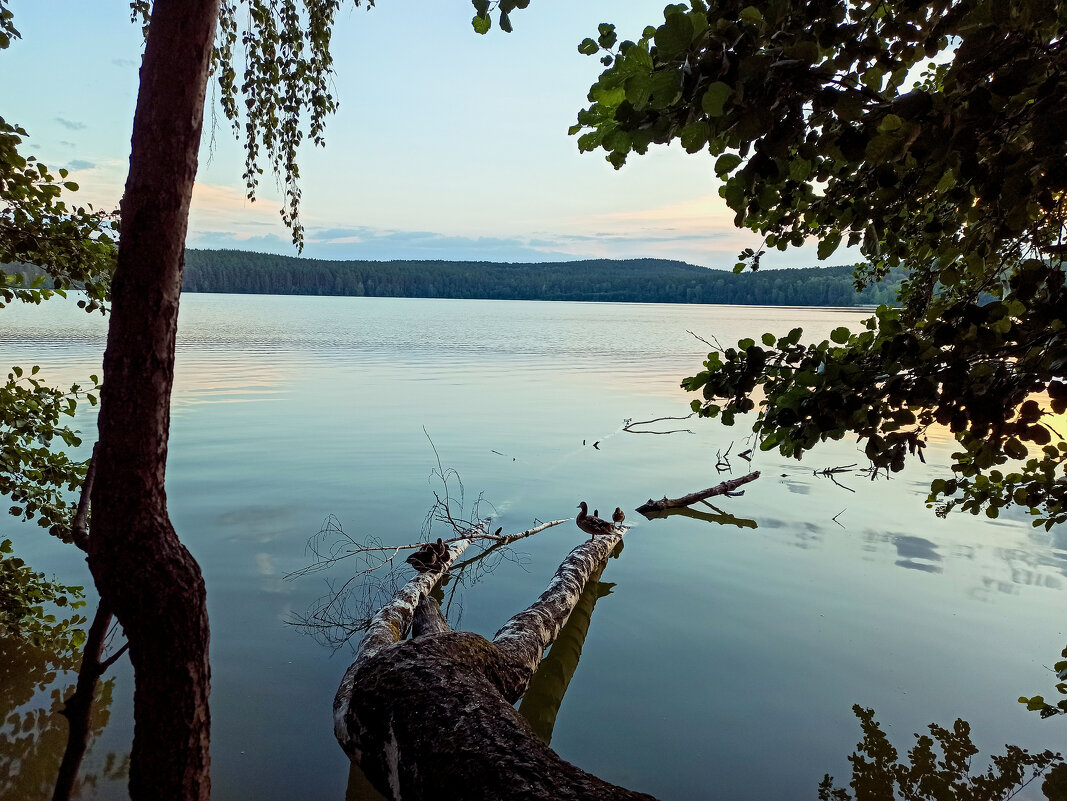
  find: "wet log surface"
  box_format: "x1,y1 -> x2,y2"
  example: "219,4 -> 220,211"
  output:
334,524 -> 658,801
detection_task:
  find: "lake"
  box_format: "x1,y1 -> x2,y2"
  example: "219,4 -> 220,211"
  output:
2,294 -> 1064,800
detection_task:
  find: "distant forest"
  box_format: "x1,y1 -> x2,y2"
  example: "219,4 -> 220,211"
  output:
180,249 -> 900,306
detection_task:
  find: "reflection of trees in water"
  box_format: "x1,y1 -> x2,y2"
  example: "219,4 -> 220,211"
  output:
0,632 -> 127,800
820,705 -> 1064,801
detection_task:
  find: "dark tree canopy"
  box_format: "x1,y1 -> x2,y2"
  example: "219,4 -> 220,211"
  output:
571,0 -> 1067,526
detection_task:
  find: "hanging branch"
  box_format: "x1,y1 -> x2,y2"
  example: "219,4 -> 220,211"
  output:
69,442 -> 98,552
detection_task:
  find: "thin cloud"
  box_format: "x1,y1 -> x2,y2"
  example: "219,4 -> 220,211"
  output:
55,117 -> 87,131
67,159 -> 95,171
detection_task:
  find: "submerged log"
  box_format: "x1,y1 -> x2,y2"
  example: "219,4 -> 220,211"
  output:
635,470 -> 761,517
334,522 -> 658,801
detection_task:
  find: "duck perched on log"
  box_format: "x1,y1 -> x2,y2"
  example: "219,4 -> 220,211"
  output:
576,502 -> 616,540
406,538 -> 450,573
613,507 -> 625,529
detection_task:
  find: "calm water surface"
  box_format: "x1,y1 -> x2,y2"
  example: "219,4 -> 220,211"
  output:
2,294 -> 1064,800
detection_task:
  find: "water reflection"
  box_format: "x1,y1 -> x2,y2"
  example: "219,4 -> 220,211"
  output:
518,567 -> 614,744
863,532 -> 944,574
643,504 -> 758,530
820,705 -> 1064,801
0,634 -> 126,800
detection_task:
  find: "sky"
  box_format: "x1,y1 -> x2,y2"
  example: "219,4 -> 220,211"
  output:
3,1 -> 831,268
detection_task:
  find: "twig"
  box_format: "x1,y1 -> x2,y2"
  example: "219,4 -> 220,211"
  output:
687,329 -> 725,352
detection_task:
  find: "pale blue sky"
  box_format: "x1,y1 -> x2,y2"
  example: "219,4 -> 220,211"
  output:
4,1 -> 829,267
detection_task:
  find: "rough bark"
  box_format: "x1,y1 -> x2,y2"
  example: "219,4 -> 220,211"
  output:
86,2 -> 220,799
491,531 -> 623,700
411,593 -> 450,637
335,527 -> 659,801
635,471 -> 761,516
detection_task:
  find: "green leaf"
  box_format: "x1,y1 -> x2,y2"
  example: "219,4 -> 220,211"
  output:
830,326 -> 850,344
739,6 -> 764,26
472,14 -> 491,34
578,37 -> 599,56
817,232 -> 842,260
655,13 -> 693,59
680,121 -> 709,153
701,82 -> 733,117
715,153 -> 742,175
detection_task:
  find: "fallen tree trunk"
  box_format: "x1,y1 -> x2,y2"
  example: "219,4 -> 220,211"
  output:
334,523 -> 658,801
635,471 -> 760,516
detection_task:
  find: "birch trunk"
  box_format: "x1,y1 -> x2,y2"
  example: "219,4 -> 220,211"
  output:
334,525 -> 658,801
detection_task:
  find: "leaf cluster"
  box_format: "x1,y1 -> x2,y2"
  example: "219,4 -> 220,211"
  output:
0,367 -> 99,541
575,0 -> 1067,524
470,0 -> 530,35
1019,644 -> 1067,720
0,539 -> 86,654
130,0 -> 377,248
0,1 -> 116,309
819,705 -> 1064,801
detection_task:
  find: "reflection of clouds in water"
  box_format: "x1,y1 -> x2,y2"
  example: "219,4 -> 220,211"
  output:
782,479 -> 810,495
255,553 -> 275,576
896,559 -> 942,574
254,552 -> 291,594
760,518 -> 823,548
171,358 -> 289,407
217,505 -> 297,544
866,532 -> 944,574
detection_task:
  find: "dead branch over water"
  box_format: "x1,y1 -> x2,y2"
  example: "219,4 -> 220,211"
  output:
636,471 -> 761,517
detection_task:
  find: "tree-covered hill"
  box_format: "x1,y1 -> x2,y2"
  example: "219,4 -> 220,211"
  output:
180,249 -> 899,306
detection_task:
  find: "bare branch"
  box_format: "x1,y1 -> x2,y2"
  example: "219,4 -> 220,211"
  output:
69,442 -> 98,552
636,471 -> 761,516
623,414 -> 696,435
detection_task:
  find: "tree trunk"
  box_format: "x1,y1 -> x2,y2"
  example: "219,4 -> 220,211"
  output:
335,527 -> 659,801
87,2 -> 220,799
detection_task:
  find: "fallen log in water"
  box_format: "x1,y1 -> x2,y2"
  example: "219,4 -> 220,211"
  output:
334,521 -> 657,801
635,470 -> 761,517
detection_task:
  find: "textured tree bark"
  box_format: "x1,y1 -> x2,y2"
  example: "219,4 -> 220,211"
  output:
335,527 -> 659,801
635,470 -> 761,516
86,2 -> 220,799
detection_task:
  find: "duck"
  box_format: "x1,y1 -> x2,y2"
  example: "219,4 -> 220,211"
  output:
576,501 -> 616,540
612,507 -> 625,529
406,539 -> 449,573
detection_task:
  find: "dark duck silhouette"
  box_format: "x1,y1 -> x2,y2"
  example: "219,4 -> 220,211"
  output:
576,502 -> 616,540
406,538 -> 450,573
612,507 -> 625,529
